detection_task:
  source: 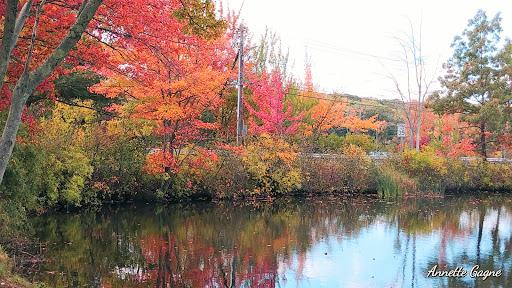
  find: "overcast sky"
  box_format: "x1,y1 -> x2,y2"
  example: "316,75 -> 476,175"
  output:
221,0 -> 511,99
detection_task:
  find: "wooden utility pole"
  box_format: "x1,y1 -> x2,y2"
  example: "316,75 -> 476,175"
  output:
236,25 -> 244,146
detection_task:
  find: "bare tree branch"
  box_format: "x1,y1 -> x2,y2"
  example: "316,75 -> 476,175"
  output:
24,1 -> 47,74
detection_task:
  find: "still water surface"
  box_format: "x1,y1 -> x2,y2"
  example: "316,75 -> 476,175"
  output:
28,194 -> 512,287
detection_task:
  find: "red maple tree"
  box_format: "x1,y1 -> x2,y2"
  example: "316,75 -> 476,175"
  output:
245,69 -> 303,136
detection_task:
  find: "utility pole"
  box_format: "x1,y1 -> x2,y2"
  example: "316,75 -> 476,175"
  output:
236,24 -> 244,146
375,129 -> 378,152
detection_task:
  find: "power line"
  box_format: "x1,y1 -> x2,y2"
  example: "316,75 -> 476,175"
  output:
305,40 -> 405,69
307,41 -> 396,62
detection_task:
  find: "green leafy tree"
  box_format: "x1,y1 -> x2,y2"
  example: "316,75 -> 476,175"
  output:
429,10 -> 512,157
250,27 -> 290,77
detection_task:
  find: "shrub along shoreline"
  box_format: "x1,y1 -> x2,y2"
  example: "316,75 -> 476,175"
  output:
3,140 -> 512,212
2,139 -> 512,286
156,146 -> 512,201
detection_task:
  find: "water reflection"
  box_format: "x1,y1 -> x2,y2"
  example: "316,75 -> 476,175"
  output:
28,194 -> 512,287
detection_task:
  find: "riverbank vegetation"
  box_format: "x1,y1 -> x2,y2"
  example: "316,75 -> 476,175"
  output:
1,1 -> 512,283
0,245 -> 35,287
0,0 -> 511,223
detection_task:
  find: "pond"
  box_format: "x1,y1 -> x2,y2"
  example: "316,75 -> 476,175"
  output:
25,194 -> 512,287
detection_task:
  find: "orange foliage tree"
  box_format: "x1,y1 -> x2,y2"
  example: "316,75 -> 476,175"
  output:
307,96 -> 348,135
403,105 -> 437,148
343,109 -> 380,133
90,0 -> 237,175
306,97 -> 380,136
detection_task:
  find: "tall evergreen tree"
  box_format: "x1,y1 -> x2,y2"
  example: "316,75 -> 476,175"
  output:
430,10 -> 512,157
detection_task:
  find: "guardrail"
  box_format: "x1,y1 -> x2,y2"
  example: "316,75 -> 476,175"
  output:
148,148 -> 512,164
303,153 -> 512,163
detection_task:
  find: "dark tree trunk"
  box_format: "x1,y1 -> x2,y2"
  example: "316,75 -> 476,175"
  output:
480,121 -> 486,158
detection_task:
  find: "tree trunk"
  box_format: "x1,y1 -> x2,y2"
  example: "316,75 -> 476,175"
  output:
0,0 -> 104,185
416,82 -> 423,151
480,121 -> 486,158
416,104 -> 422,151
0,0 -> 36,87
409,125 -> 414,150
0,74 -> 33,184
0,0 -> 19,83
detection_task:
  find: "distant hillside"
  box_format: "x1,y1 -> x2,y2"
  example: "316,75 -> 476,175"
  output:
340,93 -> 406,141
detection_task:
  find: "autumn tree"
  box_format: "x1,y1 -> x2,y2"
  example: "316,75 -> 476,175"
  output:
284,55 -> 319,139
0,0 -> 105,185
308,96 -> 348,136
88,0 -> 236,197
288,58 -> 383,150
245,69 -> 303,136
432,113 -> 477,157
406,102 -> 437,144
429,10 -> 512,157
303,51 -> 314,93
305,96 -> 381,136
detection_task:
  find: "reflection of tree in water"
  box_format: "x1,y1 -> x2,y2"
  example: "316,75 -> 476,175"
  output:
28,198 -> 373,286
421,196 -> 512,288
28,211 -> 148,287
29,195 -> 512,287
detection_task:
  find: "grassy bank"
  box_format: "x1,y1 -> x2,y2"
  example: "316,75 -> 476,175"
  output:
0,245 -> 35,288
